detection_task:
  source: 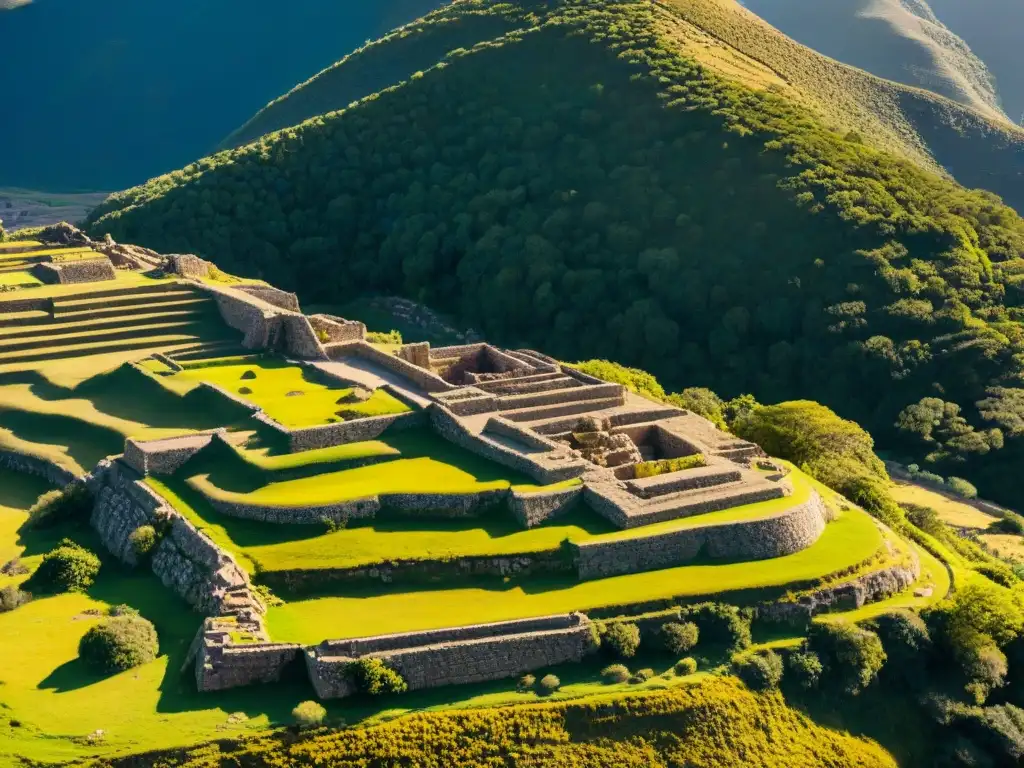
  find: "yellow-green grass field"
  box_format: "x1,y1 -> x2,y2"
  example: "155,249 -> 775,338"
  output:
0,363 -> 253,474
0,269 -> 43,287
891,480 -> 1024,562
266,497 -> 884,644
172,358 -> 411,428
0,240 -> 42,249
0,246 -> 94,261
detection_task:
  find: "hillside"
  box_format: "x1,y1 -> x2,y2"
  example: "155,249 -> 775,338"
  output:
0,0 -> 446,191
217,0 -> 1024,213
85,0 -> 1024,508
739,0 -> 1006,122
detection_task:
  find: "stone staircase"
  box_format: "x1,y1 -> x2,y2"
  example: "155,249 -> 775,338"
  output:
0,282 -> 241,367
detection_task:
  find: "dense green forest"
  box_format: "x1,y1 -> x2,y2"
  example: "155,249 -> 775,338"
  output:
87,0 -> 1024,506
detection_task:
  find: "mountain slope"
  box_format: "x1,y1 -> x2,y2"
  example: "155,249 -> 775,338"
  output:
86,0 -> 1024,506
738,0 -> 1006,122
0,0 -> 446,191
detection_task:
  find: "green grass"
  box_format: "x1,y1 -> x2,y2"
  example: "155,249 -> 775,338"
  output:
266,499 -> 884,644
0,270 -> 43,287
0,246 -> 93,261
172,358 -> 411,428
0,240 -> 42,249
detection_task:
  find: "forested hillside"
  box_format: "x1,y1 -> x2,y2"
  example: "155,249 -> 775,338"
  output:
87,0 -> 1024,506
0,0 -> 445,190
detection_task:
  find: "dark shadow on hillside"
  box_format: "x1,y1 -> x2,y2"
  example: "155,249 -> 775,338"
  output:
0,408 -> 121,469
0,466 -> 55,509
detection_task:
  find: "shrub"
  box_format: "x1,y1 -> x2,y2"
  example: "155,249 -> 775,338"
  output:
107,604 -> 139,617
238,386 -> 253,395
872,611 -> 930,687
674,657 -> 698,676
78,616 -> 159,673
517,674 -> 536,691
601,664 -> 630,683
786,651 -> 823,689
735,650 -> 783,691
316,328 -> 330,343
240,369 -> 257,380
366,330 -> 402,345
993,511 -> 1024,535
33,539 -> 100,593
292,700 -> 327,728
630,668 -> 655,684
602,622 -> 641,658
808,623 -> 887,694
346,657 -> 407,695
947,477 -> 979,499
963,641 -> 1009,704
660,622 -> 699,654
128,525 -> 156,558
633,455 -> 706,479
538,674 -> 561,694
24,483 -> 92,530
679,603 -> 751,652
667,387 -> 725,428
0,585 -> 31,613
917,470 -> 946,486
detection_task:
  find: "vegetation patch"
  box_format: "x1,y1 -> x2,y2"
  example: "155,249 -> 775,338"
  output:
78,615 -> 159,673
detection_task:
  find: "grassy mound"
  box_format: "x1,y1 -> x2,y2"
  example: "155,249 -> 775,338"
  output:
105,677 -> 897,768
85,0 -> 1024,509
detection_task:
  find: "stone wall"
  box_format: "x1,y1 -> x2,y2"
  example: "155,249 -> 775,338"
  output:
35,258 -> 116,285
759,557 -> 922,625
624,465 -> 740,499
307,613 -> 595,699
261,549 -> 573,595
383,488 -> 507,518
429,405 -> 587,484
485,417 -> 565,452
432,387 -> 498,416
169,254 -> 212,279
509,484 -> 584,528
238,285 -> 300,312
573,491 -> 829,580
207,494 -> 380,525
332,341 -> 455,392
123,433 -> 219,476
196,626 -> 301,692
0,297 -> 51,314
309,313 -> 365,343
0,449 -> 77,486
397,341 -> 430,368
280,314 -> 326,360
497,382 -> 624,412
209,288 -> 277,349
287,409 -> 426,452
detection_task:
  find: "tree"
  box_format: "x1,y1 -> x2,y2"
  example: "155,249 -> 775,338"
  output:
808,623 -> 887,694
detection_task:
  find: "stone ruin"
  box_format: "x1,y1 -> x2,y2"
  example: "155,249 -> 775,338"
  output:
560,415 -> 643,468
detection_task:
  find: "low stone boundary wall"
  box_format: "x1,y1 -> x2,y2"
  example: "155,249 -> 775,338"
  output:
123,433 -> 220,476
510,484 -> 584,528
281,314 -> 326,359
237,285 -> 300,312
433,387 -> 499,416
207,494 -> 380,525
286,409 -> 426,452
309,313 -> 365,343
383,488 -> 507,518
333,341 -> 455,393
0,297 -> 52,314
430,405 -> 586,484
208,286 -> 277,349
260,549 -> 573,595
196,627 -> 302,692
625,465 -> 740,499
573,491 -> 829,580
0,449 -> 78,486
497,382 -> 624,412
485,417 -> 565,452
502,395 -> 626,423
307,613 -> 595,699
35,258 -> 116,285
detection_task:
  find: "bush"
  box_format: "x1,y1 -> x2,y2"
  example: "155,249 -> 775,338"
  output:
107,604 -> 139,617
240,369 -> 257,380
735,650 -> 783,691
993,511 -> 1024,535
78,616 -> 159,673
238,386 -> 253,395
366,330 -> 402,345
517,674 -> 536,691
786,651 -> 823,689
24,483 -> 92,530
33,539 -> 100,593
538,674 -> 560,694
674,657 -> 698,676
601,664 -> 630,683
346,657 -> 408,695
602,622 -> 641,658
948,477 -> 979,499
633,455 -> 706,479
872,611 -> 930,687
630,668 -> 655,684
679,603 -> 751,652
963,641 -> 1009,704
292,700 -> 327,728
660,622 -> 699,654
129,525 -> 156,558
0,585 -> 31,613
808,623 -> 887,694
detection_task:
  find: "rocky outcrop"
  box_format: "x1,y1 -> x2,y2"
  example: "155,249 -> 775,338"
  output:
35,221 -> 92,247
